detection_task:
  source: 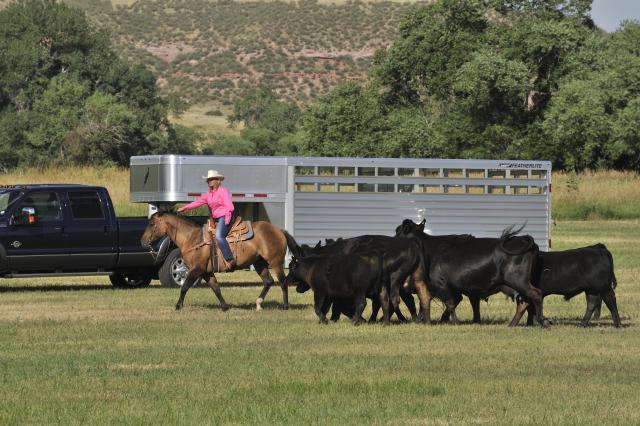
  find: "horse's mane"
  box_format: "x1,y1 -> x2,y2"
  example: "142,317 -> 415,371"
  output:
154,211 -> 201,228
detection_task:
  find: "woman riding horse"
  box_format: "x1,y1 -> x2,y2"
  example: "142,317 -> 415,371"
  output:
177,169 -> 236,271
141,211 -> 289,312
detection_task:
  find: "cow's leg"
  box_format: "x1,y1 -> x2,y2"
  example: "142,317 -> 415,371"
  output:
592,295 -> 602,320
600,288 -> 621,328
411,272 -> 431,324
271,262 -> 289,310
253,258 -> 274,311
469,296 -> 481,324
314,292 -> 329,324
525,303 -> 536,326
580,293 -> 601,327
510,284 -> 549,327
175,271 -> 199,310
399,288 -> 416,322
368,297 -> 381,323
329,300 -> 342,322
509,300 -> 529,327
204,273 -> 230,311
379,286 -> 391,325
442,292 -> 462,324
351,295 -> 367,326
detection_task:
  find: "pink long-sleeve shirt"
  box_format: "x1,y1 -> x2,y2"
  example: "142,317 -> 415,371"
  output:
181,185 -> 234,224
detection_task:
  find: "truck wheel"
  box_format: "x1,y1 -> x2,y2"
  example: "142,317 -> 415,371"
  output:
159,248 -> 202,288
109,272 -> 152,288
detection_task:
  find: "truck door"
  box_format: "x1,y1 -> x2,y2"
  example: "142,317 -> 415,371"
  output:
5,190 -> 67,271
63,190 -> 117,269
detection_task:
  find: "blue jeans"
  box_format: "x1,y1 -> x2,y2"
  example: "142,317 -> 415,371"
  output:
215,216 -> 234,261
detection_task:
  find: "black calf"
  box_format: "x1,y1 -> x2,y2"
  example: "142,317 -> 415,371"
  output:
509,244 -> 620,327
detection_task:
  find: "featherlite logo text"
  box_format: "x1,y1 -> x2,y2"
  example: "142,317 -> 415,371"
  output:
498,163 -> 544,169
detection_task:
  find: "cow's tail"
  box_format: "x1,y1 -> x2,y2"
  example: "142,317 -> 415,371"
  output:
283,230 -> 303,258
498,222 -> 537,255
604,245 -> 617,290
377,249 -> 396,310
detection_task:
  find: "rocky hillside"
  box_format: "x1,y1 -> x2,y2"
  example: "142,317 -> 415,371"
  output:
65,0 -> 422,107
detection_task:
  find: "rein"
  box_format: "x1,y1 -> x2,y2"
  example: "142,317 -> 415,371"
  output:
181,226 -> 213,255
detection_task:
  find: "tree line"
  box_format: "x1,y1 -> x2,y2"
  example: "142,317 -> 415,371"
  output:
1,0 -> 639,171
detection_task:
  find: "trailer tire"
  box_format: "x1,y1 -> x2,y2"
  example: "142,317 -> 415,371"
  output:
109,272 -> 152,288
159,248 -> 202,288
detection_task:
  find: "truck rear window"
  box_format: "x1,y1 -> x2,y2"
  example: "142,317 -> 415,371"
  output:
68,191 -> 104,219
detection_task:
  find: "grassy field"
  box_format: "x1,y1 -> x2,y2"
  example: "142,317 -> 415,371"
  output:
0,220 -> 639,424
170,103 -> 242,137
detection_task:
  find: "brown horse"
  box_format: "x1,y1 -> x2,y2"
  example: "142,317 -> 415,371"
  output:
140,212 -> 289,311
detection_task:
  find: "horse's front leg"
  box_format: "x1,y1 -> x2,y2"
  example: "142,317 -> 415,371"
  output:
204,273 -> 230,311
175,270 -> 199,310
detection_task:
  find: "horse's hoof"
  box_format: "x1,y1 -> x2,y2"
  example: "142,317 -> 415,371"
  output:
280,304 -> 290,310
221,304 -> 230,312
175,305 -> 181,311
541,318 -> 552,328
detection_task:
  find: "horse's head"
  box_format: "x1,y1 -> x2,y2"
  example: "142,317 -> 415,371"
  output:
140,212 -> 172,247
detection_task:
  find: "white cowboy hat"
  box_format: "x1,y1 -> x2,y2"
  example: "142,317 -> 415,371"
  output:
202,169 -> 225,181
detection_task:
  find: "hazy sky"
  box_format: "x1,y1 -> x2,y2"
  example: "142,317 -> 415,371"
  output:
591,0 -> 640,32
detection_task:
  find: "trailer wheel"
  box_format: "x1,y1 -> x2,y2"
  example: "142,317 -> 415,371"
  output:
159,248 -> 202,288
109,272 -> 152,288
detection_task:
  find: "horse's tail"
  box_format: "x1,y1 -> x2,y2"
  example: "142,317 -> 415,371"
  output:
283,230 -> 303,258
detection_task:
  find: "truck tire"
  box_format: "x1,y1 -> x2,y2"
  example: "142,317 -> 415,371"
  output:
109,272 -> 152,288
159,248 -> 202,288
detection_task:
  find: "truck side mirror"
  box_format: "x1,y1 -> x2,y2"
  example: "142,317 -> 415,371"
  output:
18,207 -> 36,225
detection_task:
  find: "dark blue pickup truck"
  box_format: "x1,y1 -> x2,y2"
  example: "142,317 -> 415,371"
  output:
0,184 -> 186,288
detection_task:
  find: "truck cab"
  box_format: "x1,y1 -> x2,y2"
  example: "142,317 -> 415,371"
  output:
0,184 -> 156,287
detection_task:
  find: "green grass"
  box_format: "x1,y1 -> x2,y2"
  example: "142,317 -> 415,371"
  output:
1,220 -> 639,424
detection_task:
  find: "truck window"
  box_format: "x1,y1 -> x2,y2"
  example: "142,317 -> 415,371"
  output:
18,192 -> 62,222
68,191 -> 104,219
0,190 -> 20,216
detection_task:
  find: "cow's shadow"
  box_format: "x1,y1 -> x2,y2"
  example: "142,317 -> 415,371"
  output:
205,301 -> 308,311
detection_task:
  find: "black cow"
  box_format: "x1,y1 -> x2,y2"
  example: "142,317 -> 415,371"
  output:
508,244 -> 621,327
297,238 -> 419,323
285,232 -> 431,324
396,219 -> 549,326
287,252 -> 385,325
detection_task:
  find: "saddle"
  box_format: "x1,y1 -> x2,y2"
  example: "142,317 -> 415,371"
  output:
204,216 -> 254,273
207,215 -> 254,242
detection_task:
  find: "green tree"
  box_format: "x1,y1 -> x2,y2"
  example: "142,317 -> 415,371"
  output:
228,87 -> 300,135
0,0 -> 195,168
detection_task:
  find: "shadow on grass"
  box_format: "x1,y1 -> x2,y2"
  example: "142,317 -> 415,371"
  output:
209,300 -> 308,311
536,316 -> 632,328
0,284 -> 112,293
0,282 -> 285,293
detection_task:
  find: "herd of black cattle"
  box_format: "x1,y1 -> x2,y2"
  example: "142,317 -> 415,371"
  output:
283,219 -> 621,328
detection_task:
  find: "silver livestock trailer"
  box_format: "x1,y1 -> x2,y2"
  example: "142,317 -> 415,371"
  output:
130,155 -> 552,254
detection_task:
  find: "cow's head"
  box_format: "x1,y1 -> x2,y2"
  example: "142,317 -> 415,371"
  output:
395,218 -> 425,238
285,256 -> 311,293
